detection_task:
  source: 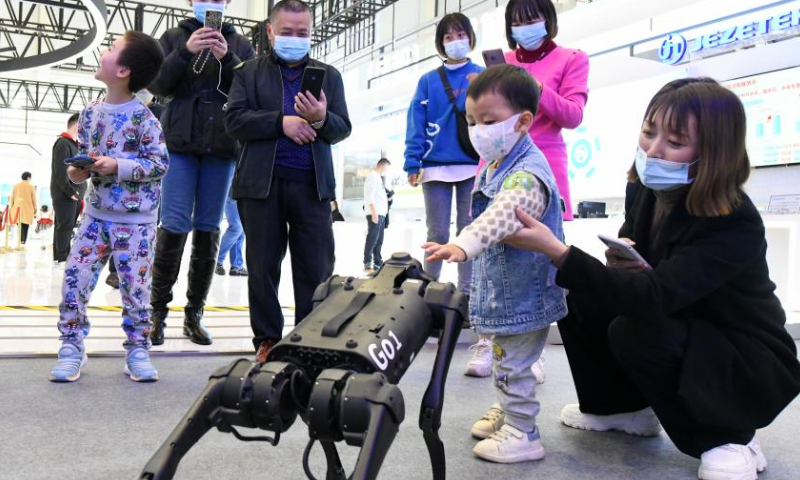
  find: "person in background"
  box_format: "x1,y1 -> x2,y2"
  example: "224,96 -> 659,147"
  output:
499,0 -> 590,382
51,113 -> 85,264
363,158 -> 391,275
503,78 -> 800,480
11,172 -> 37,245
425,65 -> 566,464
404,12 -> 483,289
403,13 -> 485,376
37,205 -> 54,227
36,205 -> 55,250
148,0 -> 256,347
216,191 -> 248,276
49,31 -> 166,383
504,0 -> 589,221
225,0 -> 351,363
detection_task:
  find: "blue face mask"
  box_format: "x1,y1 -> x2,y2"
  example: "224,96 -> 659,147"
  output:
511,22 -> 548,51
194,1 -> 225,24
273,35 -> 311,63
634,147 -> 698,191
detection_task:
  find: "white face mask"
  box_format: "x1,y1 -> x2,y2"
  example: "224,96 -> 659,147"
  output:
468,114 -> 524,162
443,39 -> 470,61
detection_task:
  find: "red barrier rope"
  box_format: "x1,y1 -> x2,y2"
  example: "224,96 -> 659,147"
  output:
0,206 -> 7,232
9,204 -> 20,226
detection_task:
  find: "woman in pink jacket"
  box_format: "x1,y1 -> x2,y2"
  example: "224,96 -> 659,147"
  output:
505,0 -> 589,221
465,0 -> 589,382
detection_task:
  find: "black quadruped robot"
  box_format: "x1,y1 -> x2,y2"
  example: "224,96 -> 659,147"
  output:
140,253 -> 467,480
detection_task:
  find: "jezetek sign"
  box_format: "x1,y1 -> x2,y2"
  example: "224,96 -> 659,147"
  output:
659,8 -> 800,65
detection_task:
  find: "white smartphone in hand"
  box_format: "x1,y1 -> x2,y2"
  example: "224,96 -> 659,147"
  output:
598,234 -> 651,269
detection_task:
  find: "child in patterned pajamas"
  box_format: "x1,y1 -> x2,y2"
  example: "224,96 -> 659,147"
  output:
50,31 -> 166,383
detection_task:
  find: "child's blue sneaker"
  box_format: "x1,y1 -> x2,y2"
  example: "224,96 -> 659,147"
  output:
124,347 -> 159,382
49,343 -> 87,382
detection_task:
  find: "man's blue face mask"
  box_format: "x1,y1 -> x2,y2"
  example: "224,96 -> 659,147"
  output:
273,35 -> 311,63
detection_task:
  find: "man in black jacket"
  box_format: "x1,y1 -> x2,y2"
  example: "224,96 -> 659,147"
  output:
148,0 -> 256,346
224,0 -> 351,362
50,113 -> 85,264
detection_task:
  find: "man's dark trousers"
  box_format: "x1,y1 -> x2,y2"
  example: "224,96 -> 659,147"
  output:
52,199 -> 80,262
238,177 -> 335,350
363,215 -> 385,268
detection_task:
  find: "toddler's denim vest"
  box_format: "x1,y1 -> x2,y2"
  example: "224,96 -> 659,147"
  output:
470,134 -> 568,335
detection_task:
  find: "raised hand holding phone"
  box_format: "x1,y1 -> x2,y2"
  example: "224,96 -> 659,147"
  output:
598,234 -> 651,270
295,90 -> 327,124
186,28 -> 218,55
295,67 -> 327,124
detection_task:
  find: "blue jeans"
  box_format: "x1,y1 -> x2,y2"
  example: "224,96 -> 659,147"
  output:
363,215 -> 385,268
218,197 -> 245,269
160,152 -> 236,233
422,179 -> 473,293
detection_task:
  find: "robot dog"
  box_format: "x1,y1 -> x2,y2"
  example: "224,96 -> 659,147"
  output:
140,252 -> 467,480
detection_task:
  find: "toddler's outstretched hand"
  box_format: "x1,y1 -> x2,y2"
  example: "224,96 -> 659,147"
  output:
423,242 -> 467,263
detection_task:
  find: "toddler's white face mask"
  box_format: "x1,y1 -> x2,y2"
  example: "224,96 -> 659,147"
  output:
468,114 -> 523,162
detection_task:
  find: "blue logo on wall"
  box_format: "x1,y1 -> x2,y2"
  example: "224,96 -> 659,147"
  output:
568,126 -> 600,180
659,9 -> 800,65
659,34 -> 687,65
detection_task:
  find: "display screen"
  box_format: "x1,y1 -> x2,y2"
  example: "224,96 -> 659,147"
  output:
563,72 -> 687,203
723,66 -> 800,167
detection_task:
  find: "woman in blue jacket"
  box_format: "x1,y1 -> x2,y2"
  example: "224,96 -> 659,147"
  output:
404,12 -> 483,293
404,13 -> 485,377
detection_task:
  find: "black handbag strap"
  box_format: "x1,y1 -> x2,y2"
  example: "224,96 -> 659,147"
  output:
437,67 -> 459,109
436,66 -> 480,160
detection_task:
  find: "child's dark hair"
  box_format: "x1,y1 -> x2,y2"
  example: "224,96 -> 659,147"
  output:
467,64 -> 540,116
118,31 -> 165,93
377,158 -> 391,167
435,13 -> 476,58
41,205 -> 49,212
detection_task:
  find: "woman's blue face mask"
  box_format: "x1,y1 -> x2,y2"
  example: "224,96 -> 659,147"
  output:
511,21 -> 548,51
634,147 -> 699,191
